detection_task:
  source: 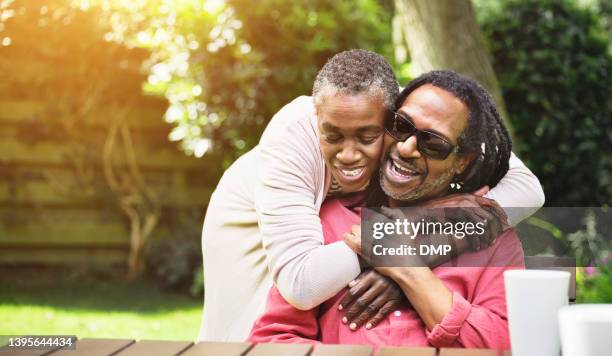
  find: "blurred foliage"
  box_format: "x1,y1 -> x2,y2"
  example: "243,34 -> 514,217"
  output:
563,209 -> 608,265
480,0 -> 612,206
144,209 -> 203,296
594,0 -> 612,53
570,209 -> 611,302
0,1 -> 221,277
190,265 -> 204,297
69,0 -> 395,165
479,0 -> 612,300
577,260 -> 612,303
2,0 -> 395,164
520,208 -> 610,266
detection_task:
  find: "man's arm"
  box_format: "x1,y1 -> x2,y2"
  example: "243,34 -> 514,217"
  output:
377,229 -> 524,349
255,96 -> 360,310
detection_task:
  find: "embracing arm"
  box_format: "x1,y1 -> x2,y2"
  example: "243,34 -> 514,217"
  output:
255,97 -> 360,310
485,152 -> 545,225
248,286 -> 320,345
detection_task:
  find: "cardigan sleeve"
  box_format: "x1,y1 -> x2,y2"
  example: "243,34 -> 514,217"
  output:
485,152 -> 545,226
254,96 -> 360,310
248,286 -> 321,345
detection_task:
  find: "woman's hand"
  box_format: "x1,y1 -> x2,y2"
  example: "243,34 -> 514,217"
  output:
337,269 -> 407,330
343,224 -> 362,255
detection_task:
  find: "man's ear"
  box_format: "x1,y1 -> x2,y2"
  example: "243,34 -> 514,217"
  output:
455,151 -> 478,176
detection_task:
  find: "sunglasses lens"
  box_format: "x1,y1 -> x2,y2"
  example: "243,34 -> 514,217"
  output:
418,132 -> 453,160
387,113 -> 415,140
387,112 -> 457,160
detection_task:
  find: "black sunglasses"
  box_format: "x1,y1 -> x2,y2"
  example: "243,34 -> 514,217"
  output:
385,111 -> 460,160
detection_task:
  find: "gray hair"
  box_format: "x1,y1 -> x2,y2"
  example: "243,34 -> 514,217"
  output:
312,49 -> 399,110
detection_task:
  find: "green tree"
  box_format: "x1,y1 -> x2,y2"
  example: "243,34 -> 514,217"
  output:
481,0 -> 612,205
89,0 -> 395,165
394,0 -> 511,131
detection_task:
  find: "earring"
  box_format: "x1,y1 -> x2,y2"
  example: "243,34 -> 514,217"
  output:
450,176 -> 463,190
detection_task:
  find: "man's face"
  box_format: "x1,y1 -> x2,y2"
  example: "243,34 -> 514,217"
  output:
317,93 -> 387,193
380,84 -> 472,204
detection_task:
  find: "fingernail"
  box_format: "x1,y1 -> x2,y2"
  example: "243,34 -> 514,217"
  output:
338,304 -> 343,310
342,317 -> 347,324
349,323 -> 357,330
365,323 -> 372,329
348,280 -> 356,287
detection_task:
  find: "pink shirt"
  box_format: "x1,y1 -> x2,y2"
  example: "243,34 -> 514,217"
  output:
248,198 -> 525,349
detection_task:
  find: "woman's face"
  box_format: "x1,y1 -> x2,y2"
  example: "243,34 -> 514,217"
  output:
317,93 -> 387,193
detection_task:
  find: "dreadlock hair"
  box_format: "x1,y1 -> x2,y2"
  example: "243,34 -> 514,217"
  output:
367,70 -> 512,207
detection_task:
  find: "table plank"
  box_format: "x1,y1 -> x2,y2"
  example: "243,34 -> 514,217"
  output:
179,342 -> 252,356
377,346 -> 436,356
310,344 -> 372,356
439,348 -> 500,356
246,343 -> 312,356
114,340 -> 192,356
48,338 -> 134,356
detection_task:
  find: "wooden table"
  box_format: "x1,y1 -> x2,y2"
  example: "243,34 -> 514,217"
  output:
0,339 -> 511,356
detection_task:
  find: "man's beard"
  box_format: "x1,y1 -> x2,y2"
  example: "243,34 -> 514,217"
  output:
380,159 -> 458,203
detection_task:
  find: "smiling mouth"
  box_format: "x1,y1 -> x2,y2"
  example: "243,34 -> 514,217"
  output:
391,161 -> 419,176
388,155 -> 421,178
337,167 -> 366,179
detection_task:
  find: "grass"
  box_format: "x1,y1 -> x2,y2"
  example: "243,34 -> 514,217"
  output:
0,266 -> 202,341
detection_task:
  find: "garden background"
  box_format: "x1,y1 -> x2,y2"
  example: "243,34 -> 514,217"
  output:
0,0 -> 611,341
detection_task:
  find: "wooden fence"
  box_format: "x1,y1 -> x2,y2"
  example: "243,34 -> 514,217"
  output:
0,7 -> 221,265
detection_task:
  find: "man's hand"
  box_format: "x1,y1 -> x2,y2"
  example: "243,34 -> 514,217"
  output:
420,192 -> 509,251
337,269 -> 406,331
380,187 -> 511,251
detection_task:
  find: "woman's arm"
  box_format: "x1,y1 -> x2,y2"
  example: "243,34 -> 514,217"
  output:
485,152 -> 545,225
255,96 -> 360,310
248,286 -> 321,345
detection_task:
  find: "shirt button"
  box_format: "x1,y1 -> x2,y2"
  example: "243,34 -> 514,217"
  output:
393,310 -> 402,317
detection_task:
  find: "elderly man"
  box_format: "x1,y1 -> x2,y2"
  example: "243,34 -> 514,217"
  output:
249,70 -> 524,349
200,51 -> 543,341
